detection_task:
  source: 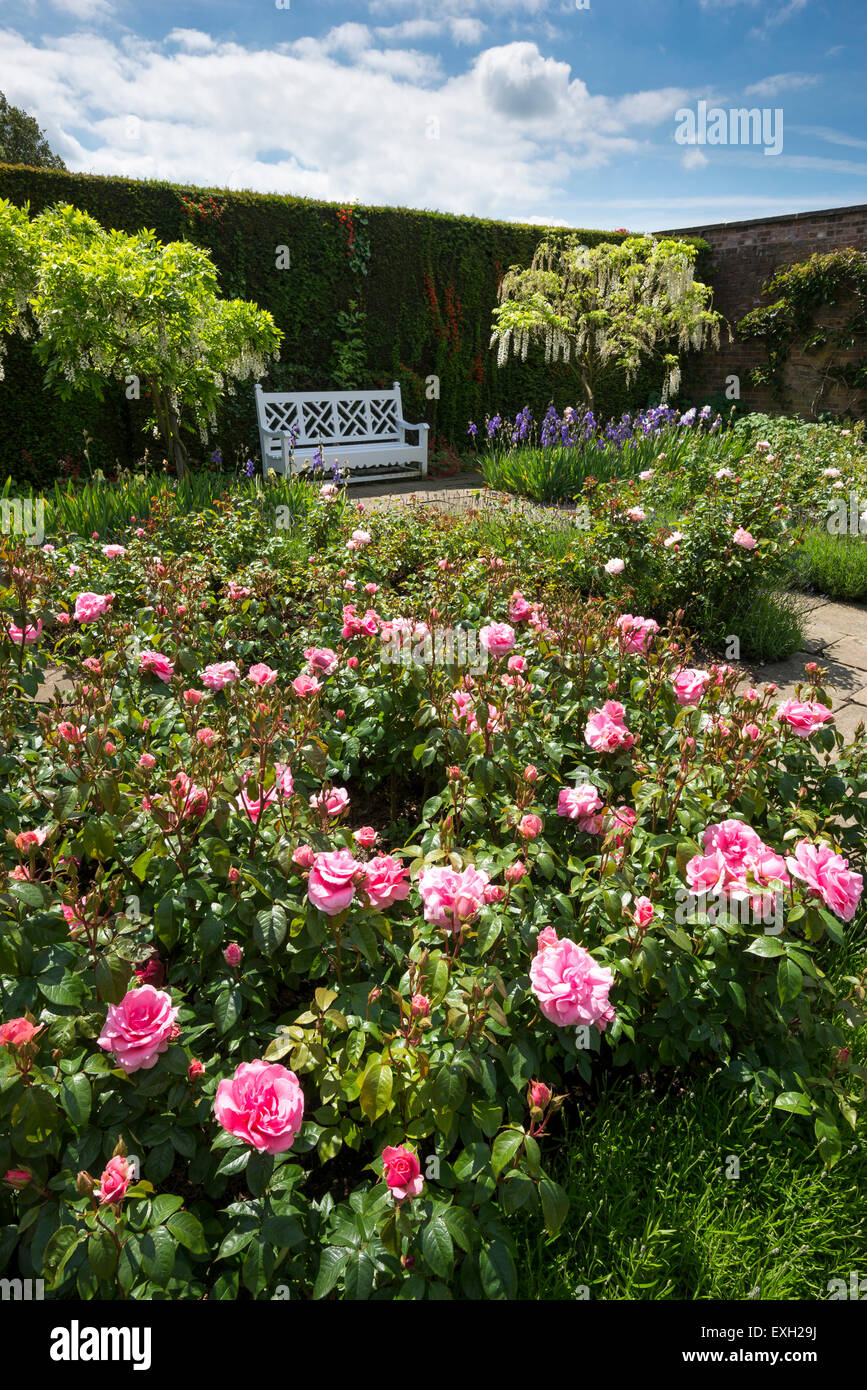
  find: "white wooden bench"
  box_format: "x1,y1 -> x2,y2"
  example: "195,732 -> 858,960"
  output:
255,382 -> 429,481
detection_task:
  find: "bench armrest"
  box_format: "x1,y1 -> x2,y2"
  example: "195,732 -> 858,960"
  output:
396,418 -> 429,432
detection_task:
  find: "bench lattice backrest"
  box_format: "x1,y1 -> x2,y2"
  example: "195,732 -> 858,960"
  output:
258,390 -> 401,448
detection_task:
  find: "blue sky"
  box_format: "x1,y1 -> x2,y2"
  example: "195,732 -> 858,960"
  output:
1,0 -> 865,230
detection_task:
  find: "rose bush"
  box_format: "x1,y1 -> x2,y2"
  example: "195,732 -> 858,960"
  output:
0,483 -> 865,1301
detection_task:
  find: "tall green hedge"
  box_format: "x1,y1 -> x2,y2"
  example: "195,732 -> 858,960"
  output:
0,164 -> 708,484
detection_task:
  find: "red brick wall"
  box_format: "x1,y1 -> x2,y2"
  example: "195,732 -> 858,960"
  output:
654,204 -> 867,417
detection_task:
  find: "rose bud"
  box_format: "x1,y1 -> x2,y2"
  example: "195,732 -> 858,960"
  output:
76,1170 -> 96,1197
188,1058 -> 205,1080
505,861 -> 527,883
528,1080 -> 551,1110
228,867 -> 240,883
410,994 -> 431,1018
524,764 -> 538,782
224,943 -> 243,967
292,844 -> 316,869
3,1169 -> 32,1189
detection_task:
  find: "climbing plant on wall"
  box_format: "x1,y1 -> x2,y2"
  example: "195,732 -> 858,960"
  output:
738,247 -> 867,417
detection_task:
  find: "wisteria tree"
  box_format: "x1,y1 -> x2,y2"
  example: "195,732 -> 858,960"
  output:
490,234 -> 723,408
0,200 -> 282,476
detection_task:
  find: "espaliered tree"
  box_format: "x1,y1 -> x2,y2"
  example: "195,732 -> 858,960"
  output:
0,200 -> 282,476
490,233 -> 723,409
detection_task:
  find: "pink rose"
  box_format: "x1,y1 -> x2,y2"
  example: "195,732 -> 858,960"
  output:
776,700 -> 833,738
304,646 -> 339,676
529,936 -> 616,1030
557,783 -> 603,831
200,661 -> 240,691
57,722 -> 87,745
274,763 -> 294,798
309,786 -> 350,818
685,848 -> 728,894
529,1080 -> 551,1110
353,826 -> 378,849
138,753 -> 156,770
604,557 -> 626,575
616,613 -> 659,654
140,650 -> 175,683
410,994 -> 431,1018
214,1059 -> 304,1154
224,943 -> 243,967
308,849 -> 363,915
382,1145 -> 424,1201
606,804 -> 637,846
236,782 -> 277,824
97,1155 -> 135,1206
14,828 -> 48,852
484,884 -> 506,903
98,985 -> 179,1074
247,663 -> 278,687
6,618 -> 42,646
4,1169 -> 32,1188
183,689 -> 205,706
509,591 -> 533,622
102,545 -> 126,559
188,1058 -> 205,1079
786,840 -> 863,922
362,855 -> 411,910
0,1018 -> 43,1049
672,668 -> 711,706
418,864 -> 490,933
479,622 -> 515,657
505,861 -> 527,884
733,527 -> 758,550
585,700 -> 635,753
293,674 -> 321,698
632,896 -> 654,928
518,813 -> 543,839
701,820 -> 764,873
292,844 -> 315,869
197,727 -> 219,747
74,592 -> 112,624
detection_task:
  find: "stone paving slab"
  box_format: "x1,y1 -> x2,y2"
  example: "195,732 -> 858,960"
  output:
755,597 -> 867,749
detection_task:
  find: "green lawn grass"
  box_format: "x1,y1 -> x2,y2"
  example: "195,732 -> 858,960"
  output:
515,1077 -> 865,1300
794,529 -> 867,604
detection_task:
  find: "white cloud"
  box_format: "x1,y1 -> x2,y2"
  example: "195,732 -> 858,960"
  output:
682,148 -> 708,169
449,18 -> 486,44
368,0 -> 549,13
373,16 -> 485,45
793,124 -> 867,150
744,71 -> 819,97
749,0 -> 809,38
166,30 -> 219,54
0,29 -> 699,223
51,0 -> 115,19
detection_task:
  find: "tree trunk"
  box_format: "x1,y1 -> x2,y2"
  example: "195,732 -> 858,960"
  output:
150,379 -> 190,479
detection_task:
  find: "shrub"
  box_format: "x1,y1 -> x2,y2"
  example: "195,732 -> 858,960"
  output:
0,489 -> 865,1300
